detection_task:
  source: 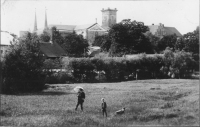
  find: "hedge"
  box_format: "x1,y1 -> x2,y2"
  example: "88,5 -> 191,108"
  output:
50,52 -> 195,83
63,55 -> 164,83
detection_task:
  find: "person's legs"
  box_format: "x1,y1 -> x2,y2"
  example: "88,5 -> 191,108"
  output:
102,109 -> 107,117
80,102 -> 83,111
105,109 -> 107,117
75,102 -> 80,110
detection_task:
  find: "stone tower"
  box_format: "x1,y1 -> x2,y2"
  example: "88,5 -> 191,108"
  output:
101,8 -> 117,29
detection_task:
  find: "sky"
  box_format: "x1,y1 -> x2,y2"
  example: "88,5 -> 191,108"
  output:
1,0 -> 199,37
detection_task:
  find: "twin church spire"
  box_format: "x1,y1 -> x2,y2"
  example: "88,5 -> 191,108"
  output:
33,8 -> 48,32
44,7 -> 48,30
34,9 -> 37,31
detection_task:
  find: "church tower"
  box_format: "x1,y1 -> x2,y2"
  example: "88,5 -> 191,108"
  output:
101,8 -> 117,29
33,9 -> 37,32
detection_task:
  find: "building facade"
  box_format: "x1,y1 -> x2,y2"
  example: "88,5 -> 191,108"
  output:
101,8 -> 117,30
20,8 -> 118,45
20,8 -> 182,46
148,23 -> 182,37
47,23 -> 107,45
0,31 -> 14,60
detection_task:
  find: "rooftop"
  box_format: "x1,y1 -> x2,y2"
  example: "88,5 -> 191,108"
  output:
39,42 -> 66,58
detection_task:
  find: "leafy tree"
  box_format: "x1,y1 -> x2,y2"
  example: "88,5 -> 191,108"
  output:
62,32 -> 89,57
174,37 -> 185,51
157,34 -> 177,53
162,47 -> 196,78
93,34 -> 111,52
183,27 -> 199,55
145,32 -> 160,53
39,31 -> 51,42
51,26 -> 65,46
47,27 -> 89,57
108,19 -> 153,56
2,32 -> 46,93
172,50 -> 195,78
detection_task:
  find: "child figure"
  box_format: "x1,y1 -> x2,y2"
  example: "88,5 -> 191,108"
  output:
101,98 -> 107,117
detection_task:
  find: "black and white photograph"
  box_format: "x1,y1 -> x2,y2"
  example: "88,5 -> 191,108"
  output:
1,0 -> 199,126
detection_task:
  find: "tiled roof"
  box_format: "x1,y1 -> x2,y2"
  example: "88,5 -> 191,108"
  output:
36,23 -> 103,32
48,25 -> 76,31
102,26 -> 110,31
164,27 -> 182,37
74,23 -> 96,30
39,42 -> 66,58
148,25 -> 182,37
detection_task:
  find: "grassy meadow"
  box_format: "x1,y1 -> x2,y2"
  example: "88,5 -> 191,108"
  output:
1,79 -> 199,127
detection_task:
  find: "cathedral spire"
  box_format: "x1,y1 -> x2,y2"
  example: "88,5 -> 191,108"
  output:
34,8 -> 37,31
44,7 -> 48,30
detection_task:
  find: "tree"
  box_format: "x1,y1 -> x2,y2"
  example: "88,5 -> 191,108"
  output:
46,27 -> 89,57
174,37 -> 185,51
145,32 -> 160,53
2,32 -> 46,93
51,26 -> 65,46
172,50 -> 195,78
183,27 -> 199,55
93,34 -> 111,52
157,34 -> 177,53
62,32 -> 89,57
108,19 -> 153,56
39,31 -> 51,42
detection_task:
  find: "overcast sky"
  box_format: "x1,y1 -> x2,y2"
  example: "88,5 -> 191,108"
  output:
1,0 -> 199,36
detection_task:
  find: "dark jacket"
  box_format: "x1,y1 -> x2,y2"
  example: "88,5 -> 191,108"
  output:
77,91 -> 85,102
101,102 -> 107,110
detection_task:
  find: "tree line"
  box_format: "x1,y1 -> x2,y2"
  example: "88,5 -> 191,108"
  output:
1,19 -> 199,94
93,19 -> 199,59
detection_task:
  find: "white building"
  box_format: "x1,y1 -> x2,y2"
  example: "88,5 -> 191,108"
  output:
1,31 -> 14,60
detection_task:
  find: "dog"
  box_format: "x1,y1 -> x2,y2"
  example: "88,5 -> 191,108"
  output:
115,107 -> 125,115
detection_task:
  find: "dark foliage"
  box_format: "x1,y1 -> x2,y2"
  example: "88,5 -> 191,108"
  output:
108,19 -> 154,56
63,32 -> 89,57
157,34 -> 177,53
2,32 -> 46,94
93,34 -> 111,52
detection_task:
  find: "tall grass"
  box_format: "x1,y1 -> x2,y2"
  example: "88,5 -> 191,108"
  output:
1,79 -> 199,126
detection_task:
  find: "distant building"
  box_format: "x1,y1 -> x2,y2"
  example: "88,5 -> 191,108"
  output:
47,23 -> 107,45
101,8 -> 117,30
19,31 -> 29,37
0,31 -> 14,60
20,7 -> 118,45
39,42 -> 66,59
148,23 -> 182,37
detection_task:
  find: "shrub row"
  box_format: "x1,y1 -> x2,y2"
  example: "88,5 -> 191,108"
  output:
61,55 -> 165,83
44,50 -> 197,84
61,52 -> 197,83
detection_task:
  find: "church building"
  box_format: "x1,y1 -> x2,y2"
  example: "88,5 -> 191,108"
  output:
20,7 -> 182,48
21,8 -> 118,45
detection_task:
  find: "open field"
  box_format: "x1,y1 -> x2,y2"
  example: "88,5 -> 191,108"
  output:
1,79 -> 199,126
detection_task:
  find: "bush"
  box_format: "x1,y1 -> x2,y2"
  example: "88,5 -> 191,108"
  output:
162,48 -> 196,78
45,72 -> 74,84
68,58 -> 97,83
2,33 -> 46,94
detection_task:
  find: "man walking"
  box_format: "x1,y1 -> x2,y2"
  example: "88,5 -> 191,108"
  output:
75,88 -> 85,111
